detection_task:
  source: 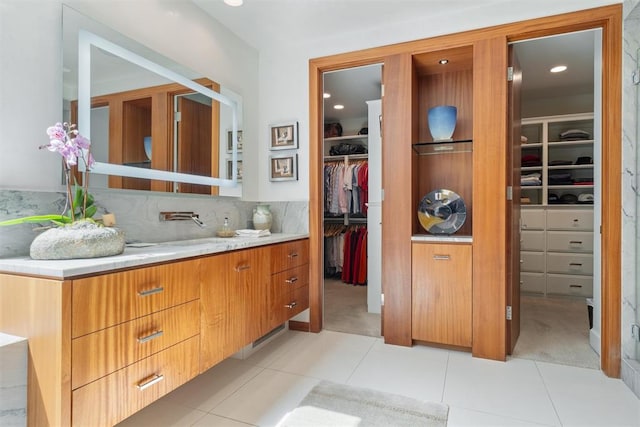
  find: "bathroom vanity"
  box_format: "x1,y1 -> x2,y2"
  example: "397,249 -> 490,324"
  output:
0,234 -> 309,427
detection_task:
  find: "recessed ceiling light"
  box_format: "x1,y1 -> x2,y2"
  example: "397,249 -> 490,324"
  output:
333,104 -> 344,110
323,93 -> 331,99
550,65 -> 567,73
439,59 -> 449,65
224,0 -> 243,6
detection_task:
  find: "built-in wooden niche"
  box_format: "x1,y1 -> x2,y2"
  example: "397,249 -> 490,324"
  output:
412,46 -> 474,236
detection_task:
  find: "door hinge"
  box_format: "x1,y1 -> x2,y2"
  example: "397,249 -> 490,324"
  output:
506,305 -> 512,320
381,84 -> 385,97
507,66 -> 514,82
380,293 -> 385,305
506,186 -> 513,200
174,111 -> 181,122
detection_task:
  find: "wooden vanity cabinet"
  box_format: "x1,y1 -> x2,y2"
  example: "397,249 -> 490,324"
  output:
411,242 -> 472,347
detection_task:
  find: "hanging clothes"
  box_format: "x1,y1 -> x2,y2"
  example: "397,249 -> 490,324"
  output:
324,159 -> 369,217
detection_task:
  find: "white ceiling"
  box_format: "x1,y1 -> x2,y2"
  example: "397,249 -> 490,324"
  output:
191,1 -> 597,123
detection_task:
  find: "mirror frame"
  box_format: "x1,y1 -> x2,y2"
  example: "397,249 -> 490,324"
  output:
77,29 -> 240,187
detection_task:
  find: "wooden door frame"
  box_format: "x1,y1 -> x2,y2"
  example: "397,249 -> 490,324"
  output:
308,5 -> 622,377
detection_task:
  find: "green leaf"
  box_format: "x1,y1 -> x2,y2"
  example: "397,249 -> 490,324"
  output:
0,214 -> 72,226
84,205 -> 97,219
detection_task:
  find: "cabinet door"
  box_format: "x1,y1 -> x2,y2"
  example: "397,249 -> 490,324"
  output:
411,243 -> 472,347
200,247 -> 270,372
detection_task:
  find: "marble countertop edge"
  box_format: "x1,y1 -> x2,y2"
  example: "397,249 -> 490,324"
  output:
0,233 -> 309,279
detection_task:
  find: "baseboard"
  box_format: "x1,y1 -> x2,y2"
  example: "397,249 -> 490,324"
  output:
589,328 -> 601,356
288,320 -> 310,332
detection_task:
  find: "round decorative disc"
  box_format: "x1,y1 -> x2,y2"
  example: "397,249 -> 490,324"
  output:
417,189 -> 467,234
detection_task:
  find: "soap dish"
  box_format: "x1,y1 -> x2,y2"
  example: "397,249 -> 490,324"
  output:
216,229 -> 236,238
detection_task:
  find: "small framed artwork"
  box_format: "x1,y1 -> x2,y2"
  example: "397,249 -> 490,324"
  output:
227,159 -> 243,181
270,121 -> 298,150
269,153 -> 298,181
227,130 -> 243,152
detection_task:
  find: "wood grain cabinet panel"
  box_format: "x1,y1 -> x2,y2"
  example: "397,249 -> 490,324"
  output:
71,300 -> 200,389
270,239 -> 309,272
72,336 -> 199,427
411,243 -> 472,347
72,259 -> 200,338
269,265 -> 309,329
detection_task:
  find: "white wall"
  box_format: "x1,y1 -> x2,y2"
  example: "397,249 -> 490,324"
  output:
256,0 -> 621,201
0,0 -> 259,198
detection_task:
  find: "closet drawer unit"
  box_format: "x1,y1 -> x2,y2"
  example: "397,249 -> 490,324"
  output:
520,272 -> 546,294
270,239 -> 309,273
521,251 -> 545,273
546,209 -> 593,231
546,231 -> 593,253
546,252 -> 593,275
71,259 -> 200,338
546,273 -> 593,297
521,230 -> 545,251
521,209 -> 546,230
72,336 -> 200,427
71,300 -> 200,390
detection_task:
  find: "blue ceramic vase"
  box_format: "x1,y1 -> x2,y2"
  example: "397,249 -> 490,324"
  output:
428,105 -> 457,141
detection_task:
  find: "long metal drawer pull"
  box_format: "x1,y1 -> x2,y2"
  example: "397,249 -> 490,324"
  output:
285,277 -> 298,284
136,374 -> 164,390
569,241 -> 583,244
235,265 -> 251,272
288,252 -> 299,258
569,263 -> 583,266
137,286 -> 164,297
285,301 -> 298,309
569,284 -> 583,288
137,330 -> 164,344
433,255 -> 450,260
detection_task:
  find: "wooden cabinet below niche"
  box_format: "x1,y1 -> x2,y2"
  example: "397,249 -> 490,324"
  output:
411,242 -> 472,348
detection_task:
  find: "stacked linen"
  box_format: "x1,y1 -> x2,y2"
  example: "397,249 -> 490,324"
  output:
235,229 -> 271,237
521,172 -> 541,186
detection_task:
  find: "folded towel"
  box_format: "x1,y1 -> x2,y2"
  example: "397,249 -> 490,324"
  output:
235,229 -> 271,237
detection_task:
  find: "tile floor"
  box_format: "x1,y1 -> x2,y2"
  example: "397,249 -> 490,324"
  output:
117,329 -> 640,427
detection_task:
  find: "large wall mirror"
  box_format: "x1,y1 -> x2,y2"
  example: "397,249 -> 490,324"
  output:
63,5 -> 243,196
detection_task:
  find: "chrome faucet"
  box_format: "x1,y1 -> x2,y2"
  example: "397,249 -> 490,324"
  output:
159,211 -> 206,227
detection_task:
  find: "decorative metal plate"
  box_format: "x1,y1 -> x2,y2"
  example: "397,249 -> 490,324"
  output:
417,189 -> 467,234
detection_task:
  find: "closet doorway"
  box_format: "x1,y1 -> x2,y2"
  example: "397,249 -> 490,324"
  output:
322,64 -> 382,337
510,29 -> 602,369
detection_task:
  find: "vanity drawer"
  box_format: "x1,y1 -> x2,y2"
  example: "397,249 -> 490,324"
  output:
521,230 -> 545,251
546,253 -> 593,276
271,265 -> 309,292
520,272 -> 545,294
71,300 -> 200,390
270,239 -> 309,273
521,251 -> 545,273
521,209 -> 545,230
72,336 -> 199,427
72,259 -> 201,338
546,209 -> 593,231
546,231 -> 593,253
547,273 -> 593,297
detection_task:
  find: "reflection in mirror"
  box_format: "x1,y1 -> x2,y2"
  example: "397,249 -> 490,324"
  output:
62,6 -> 242,195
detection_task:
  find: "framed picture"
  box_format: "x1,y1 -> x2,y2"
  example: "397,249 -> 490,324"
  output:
227,130 -> 243,152
227,159 -> 243,181
269,153 -> 298,181
270,121 -> 298,150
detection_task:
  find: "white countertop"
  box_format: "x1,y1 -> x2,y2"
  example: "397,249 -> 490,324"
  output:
0,233 -> 309,279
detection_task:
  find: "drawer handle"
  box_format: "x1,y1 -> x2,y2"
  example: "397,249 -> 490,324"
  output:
137,330 -> 164,344
235,265 -> 251,272
433,255 -> 450,260
569,241 -> 583,245
138,286 -> 164,297
569,263 -> 583,267
569,284 -> 583,288
573,219 -> 579,222
285,301 -> 298,309
288,252 -> 299,259
136,374 -> 164,391
285,277 -> 298,284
